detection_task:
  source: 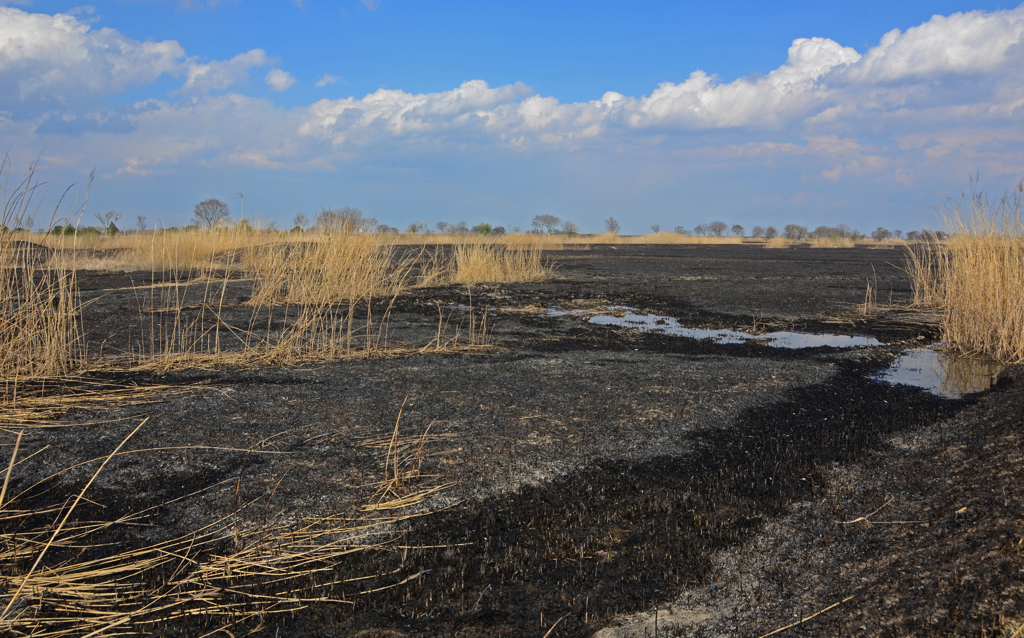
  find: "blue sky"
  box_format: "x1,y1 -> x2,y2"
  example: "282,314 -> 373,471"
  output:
2,1 -> 1023,233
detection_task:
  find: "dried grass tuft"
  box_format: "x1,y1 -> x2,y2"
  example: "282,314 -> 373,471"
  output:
906,179 -> 1024,363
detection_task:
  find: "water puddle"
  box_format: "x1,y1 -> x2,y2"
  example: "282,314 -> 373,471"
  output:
543,306 -> 1008,399
544,306 -> 882,349
871,348 -> 1005,399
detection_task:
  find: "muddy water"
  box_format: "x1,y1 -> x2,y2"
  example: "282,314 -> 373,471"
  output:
544,305 -> 1011,400
872,347 -> 1005,399
545,306 -> 882,349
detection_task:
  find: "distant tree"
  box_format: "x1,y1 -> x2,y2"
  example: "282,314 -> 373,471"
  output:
693,224 -> 707,236
136,215 -> 147,232
561,220 -> 580,236
708,221 -> 727,237
674,226 -> 689,235
435,221 -> 450,234
192,200 -> 229,231
510,226 -> 522,234
452,221 -> 470,235
650,224 -> 660,234
871,227 -> 892,240
906,230 -> 922,241
293,213 -> 309,231
604,217 -> 621,234
491,226 -> 506,235
532,214 -> 561,233
893,229 -> 903,239
472,222 -> 493,235
376,224 -> 399,234
314,207 -> 375,234
836,224 -> 853,238
95,210 -> 122,233
406,220 -> 428,234
731,224 -> 744,237
751,225 -> 766,238
764,226 -> 778,239
782,224 -> 808,240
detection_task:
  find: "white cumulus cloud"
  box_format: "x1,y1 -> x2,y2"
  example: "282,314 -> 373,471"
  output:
0,7 -> 184,115
845,6 -> 1024,82
265,68 -> 296,91
8,3 -> 1024,197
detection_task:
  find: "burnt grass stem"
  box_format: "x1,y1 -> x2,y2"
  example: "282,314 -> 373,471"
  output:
291,360 -> 959,637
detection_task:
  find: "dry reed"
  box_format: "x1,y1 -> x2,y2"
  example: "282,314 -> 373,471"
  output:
448,240 -> 549,284
0,408 -> 453,636
764,237 -> 793,249
0,158 -> 87,392
904,180 -> 1024,362
915,181 -> 1024,362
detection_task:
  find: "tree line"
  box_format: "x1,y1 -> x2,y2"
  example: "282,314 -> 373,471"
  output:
9,197 -> 942,242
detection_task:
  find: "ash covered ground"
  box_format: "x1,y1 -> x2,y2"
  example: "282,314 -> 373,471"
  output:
10,244 -> 1024,637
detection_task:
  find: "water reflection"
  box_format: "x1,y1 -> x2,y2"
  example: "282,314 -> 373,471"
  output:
871,348 -> 1004,399
545,306 -> 882,349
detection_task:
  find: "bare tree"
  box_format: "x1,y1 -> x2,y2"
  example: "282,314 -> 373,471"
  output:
560,220 -> 580,236
871,227 -> 892,240
136,215 -> 147,232
731,224 -> 744,237
435,221 -> 450,234
650,224 -> 660,233
192,199 -> 229,230
293,213 -> 309,231
693,224 -> 707,236
452,221 -> 470,235
532,214 -> 561,233
674,226 -> 689,235
708,221 -> 727,236
751,225 -> 766,238
93,210 -> 121,235
764,226 -> 778,239
782,224 -> 808,240
314,207 -> 375,234
604,217 -> 621,234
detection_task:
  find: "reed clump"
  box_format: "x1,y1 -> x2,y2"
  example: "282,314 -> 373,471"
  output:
906,180 -> 1024,363
0,159 -> 85,385
447,240 -> 549,284
811,236 -> 855,248
764,237 -> 793,249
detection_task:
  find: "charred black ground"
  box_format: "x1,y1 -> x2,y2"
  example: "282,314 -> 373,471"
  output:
4,244 -> 1022,637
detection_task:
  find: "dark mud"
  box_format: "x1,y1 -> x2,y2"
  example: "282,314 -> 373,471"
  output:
5,244 -> 1021,637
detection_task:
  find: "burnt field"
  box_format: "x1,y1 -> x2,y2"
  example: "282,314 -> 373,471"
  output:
6,243 -> 1024,637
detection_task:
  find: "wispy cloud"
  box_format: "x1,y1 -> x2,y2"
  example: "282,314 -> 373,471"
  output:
316,73 -> 341,87
181,50 -> 272,93
360,0 -> 381,12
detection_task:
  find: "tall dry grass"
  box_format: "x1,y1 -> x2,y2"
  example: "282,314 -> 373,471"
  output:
446,240 -> 549,284
0,159 -> 85,387
906,181 -> 1024,363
